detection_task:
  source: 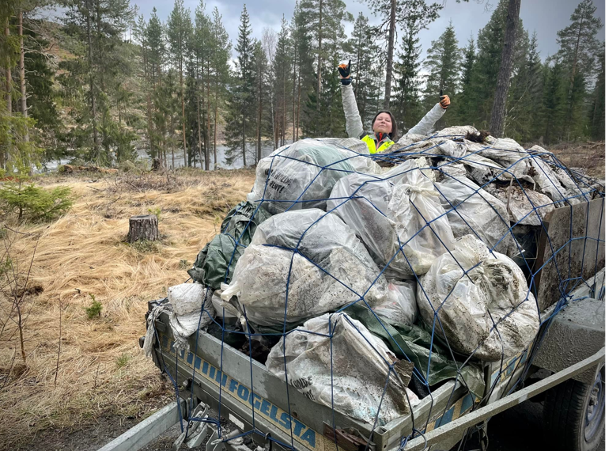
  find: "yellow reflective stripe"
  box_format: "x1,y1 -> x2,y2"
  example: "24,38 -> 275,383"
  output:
362,134 -> 394,154
361,135 -> 377,154
377,140 -> 394,153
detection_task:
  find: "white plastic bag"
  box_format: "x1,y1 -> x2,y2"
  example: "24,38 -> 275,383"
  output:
370,281 -> 418,328
328,158 -> 455,279
478,137 -> 530,179
417,235 -> 540,361
168,283 -> 208,316
265,313 -> 420,426
246,139 -> 354,214
484,185 -> 555,227
222,210 -> 412,327
434,173 -> 514,255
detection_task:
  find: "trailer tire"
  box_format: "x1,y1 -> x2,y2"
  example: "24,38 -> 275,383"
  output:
543,367 -> 605,451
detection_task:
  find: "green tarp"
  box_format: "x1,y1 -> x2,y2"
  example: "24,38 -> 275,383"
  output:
188,201 -> 271,289
344,304 -> 485,398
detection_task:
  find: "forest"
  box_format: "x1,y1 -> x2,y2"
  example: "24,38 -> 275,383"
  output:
0,0 -> 604,172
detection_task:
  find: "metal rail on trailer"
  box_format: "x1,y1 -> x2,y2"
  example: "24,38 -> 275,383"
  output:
102,195 -> 605,451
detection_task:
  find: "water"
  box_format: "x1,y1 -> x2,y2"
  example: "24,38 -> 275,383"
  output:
40,142 -> 281,173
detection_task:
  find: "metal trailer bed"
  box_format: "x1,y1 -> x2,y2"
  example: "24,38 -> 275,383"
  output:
102,199 -> 604,451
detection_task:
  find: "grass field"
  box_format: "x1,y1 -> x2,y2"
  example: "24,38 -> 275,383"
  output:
0,140 -> 603,450
0,168 -> 256,450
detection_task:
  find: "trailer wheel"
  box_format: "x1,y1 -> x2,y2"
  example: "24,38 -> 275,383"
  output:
543,367 -> 605,450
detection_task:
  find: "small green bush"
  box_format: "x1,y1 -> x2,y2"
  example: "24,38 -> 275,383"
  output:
116,353 -> 130,369
0,182 -> 73,222
85,294 -> 103,319
147,207 -> 161,221
129,239 -> 161,253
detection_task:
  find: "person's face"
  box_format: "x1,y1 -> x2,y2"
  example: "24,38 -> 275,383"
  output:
373,113 -> 392,134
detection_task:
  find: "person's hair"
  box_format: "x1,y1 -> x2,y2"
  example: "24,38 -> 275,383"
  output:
371,110 -> 398,140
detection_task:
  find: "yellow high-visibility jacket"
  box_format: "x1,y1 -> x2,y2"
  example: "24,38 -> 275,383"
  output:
340,83 -> 446,154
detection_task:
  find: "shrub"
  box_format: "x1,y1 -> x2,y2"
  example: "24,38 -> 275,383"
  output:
147,207 -> 161,221
129,239 -> 161,253
0,182 -> 73,222
116,353 -> 130,369
85,294 -> 103,319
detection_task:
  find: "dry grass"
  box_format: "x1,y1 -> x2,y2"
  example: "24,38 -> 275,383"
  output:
0,168 -> 256,449
547,141 -> 605,179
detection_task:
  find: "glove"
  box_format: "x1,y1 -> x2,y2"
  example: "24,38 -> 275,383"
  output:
338,60 -> 351,85
439,89 -> 450,109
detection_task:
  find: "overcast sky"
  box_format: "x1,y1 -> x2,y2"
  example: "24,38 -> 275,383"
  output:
130,0 -> 605,64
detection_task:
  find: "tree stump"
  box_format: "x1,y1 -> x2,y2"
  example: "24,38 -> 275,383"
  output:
128,215 -> 159,242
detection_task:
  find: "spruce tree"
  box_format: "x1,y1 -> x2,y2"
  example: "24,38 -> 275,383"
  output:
60,0 -> 135,165
542,62 -> 567,144
421,22 -> 460,127
393,17 -> 423,133
506,32 -> 544,142
456,37 -> 476,125
225,5 -> 255,166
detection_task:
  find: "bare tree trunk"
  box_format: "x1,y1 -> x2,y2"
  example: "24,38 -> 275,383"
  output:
292,51 -> 296,143
2,20 -> 11,169
213,102 -> 218,168
85,0 -> 98,154
296,74 -> 301,141
489,0 -> 521,138
256,71 -> 262,163
18,11 -> 27,125
316,0 -> 323,112
383,0 -> 396,109
197,83 -> 205,169
282,61 -> 286,146
180,64 -> 187,167
206,66 -> 212,169
4,22 -> 10,115
242,113 -> 247,167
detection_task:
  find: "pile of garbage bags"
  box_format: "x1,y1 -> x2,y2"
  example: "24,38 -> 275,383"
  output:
159,126 -> 602,426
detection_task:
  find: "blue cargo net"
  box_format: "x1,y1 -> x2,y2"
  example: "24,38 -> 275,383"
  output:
147,129 -> 604,450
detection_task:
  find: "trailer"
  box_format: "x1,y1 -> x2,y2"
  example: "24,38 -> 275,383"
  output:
98,195 -> 605,452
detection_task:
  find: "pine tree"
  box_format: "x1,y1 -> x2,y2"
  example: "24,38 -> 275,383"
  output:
272,16 -> 291,147
167,0 -> 193,167
554,0 -> 602,140
290,1 -> 314,141
348,13 -> 381,125
421,22 -> 460,127
299,0 -> 352,135
461,0 -> 526,131
253,40 -> 269,162
60,0 -> 135,165
209,7 -> 231,166
588,45 -> 605,141
363,0 -> 442,109
191,1 -> 211,168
